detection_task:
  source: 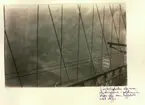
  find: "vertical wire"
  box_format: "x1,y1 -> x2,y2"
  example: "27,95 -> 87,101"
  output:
101,6 -> 105,71
36,5 -> 39,87
77,4 -> 80,80
109,4 -> 122,52
119,4 -> 126,29
110,4 -> 114,69
109,4 -> 120,43
60,4 -> 63,85
118,5 -> 122,65
77,4 -> 96,71
103,5 -> 112,68
90,4 -> 95,74
100,8 -> 103,71
118,5 -> 121,46
103,6 -> 107,69
48,5 -> 70,80
119,4 -> 126,65
95,4 -> 110,58
3,5 -> 23,87
95,5 -> 110,71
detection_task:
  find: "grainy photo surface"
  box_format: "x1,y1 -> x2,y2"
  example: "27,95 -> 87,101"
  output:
4,3 -> 126,87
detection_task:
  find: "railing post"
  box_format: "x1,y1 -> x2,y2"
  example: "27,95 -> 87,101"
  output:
95,77 -> 99,86
103,74 -> 107,86
119,67 -> 122,79
111,70 -> 116,85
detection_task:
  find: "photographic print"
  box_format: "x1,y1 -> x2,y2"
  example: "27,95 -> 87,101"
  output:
4,3 -> 126,87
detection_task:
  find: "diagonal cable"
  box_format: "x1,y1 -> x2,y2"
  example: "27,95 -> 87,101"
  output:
77,4 -> 96,72
76,4 -> 81,80
36,5 -> 39,87
118,5 -> 121,42
101,5 -> 105,70
109,4 -> 114,69
100,5 -> 106,71
118,5 -> 123,65
95,5 -> 110,59
119,4 -> 126,29
3,5 -> 23,87
109,4 -> 120,43
109,4 -> 122,52
48,5 -> 70,80
90,4 -> 95,73
60,4 -> 63,85
119,4 -> 126,64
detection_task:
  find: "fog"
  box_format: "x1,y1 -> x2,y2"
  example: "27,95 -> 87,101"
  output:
4,4 -> 126,87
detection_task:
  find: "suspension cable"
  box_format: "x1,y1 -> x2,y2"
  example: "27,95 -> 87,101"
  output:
36,5 -> 39,87
95,4 -> 110,58
48,5 -> 70,80
118,5 -> 122,65
119,4 -> 126,29
119,4 -> 126,64
60,4 -> 63,85
3,5 -> 23,87
90,4 -> 95,73
110,4 -> 114,69
77,4 -> 96,71
77,4 -> 81,80
109,4 -> 122,52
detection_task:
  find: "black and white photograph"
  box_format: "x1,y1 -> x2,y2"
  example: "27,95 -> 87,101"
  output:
4,3 -> 126,87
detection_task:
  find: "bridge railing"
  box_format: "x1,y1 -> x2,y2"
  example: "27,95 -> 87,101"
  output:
62,65 -> 127,87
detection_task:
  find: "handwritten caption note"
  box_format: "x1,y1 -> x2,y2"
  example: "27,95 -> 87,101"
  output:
99,87 -> 140,102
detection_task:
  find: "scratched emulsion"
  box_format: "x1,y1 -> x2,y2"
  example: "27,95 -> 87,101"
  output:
4,4 -> 126,87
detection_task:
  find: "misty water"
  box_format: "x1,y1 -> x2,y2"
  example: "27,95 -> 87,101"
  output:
4,4 -> 126,87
